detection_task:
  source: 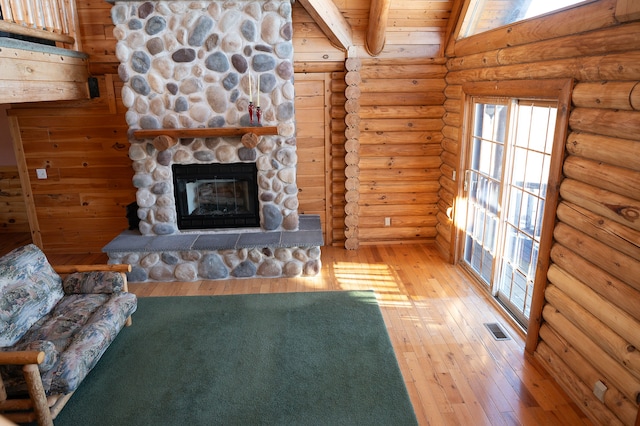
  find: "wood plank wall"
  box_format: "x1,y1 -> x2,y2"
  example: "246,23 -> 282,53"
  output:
8,76 -> 134,253
441,0 -> 640,424
0,166 -> 29,232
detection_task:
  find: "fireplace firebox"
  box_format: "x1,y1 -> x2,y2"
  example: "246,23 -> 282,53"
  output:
172,163 -> 260,230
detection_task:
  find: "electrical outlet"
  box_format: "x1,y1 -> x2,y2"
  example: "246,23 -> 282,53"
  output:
593,380 -> 607,403
384,217 -> 391,227
36,169 -> 47,179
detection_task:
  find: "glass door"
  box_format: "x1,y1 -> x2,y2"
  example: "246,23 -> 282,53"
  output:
461,98 -> 558,328
463,102 -> 508,286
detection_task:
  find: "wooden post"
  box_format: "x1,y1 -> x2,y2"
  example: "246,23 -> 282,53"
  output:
8,117 -> 42,248
22,364 -> 52,426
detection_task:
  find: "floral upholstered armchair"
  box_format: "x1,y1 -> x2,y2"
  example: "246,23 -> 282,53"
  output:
0,244 -> 137,426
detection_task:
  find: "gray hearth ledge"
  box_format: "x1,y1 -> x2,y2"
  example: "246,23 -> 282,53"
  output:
103,215 -> 323,282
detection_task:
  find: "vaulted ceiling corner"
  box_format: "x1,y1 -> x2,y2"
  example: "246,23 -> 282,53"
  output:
296,0 -> 353,51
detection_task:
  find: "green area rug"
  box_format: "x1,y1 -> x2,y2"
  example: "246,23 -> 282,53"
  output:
55,290 -> 418,426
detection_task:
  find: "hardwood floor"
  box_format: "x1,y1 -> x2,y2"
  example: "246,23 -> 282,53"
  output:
2,233 -> 592,425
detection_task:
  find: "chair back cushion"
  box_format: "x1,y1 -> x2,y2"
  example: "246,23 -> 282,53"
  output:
0,244 -> 64,347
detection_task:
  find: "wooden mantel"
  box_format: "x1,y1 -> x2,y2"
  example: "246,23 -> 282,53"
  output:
132,126 -> 279,140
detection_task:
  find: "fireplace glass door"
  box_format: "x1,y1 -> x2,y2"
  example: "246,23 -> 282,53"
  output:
173,163 -> 260,230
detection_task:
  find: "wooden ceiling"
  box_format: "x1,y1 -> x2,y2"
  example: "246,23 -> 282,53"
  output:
296,0 -> 462,58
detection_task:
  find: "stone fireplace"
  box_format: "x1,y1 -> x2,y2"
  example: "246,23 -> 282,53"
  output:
102,0 -> 322,282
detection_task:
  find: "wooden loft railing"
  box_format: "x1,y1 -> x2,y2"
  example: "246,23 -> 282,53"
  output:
0,0 -> 90,103
0,0 -> 80,51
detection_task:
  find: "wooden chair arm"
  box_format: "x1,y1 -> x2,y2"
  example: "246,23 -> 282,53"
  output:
52,264 -> 131,274
0,351 -> 44,366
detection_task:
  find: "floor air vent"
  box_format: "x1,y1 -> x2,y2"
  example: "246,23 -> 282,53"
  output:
484,322 -> 511,341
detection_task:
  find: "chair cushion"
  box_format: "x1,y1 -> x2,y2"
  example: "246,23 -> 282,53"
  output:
1,292 -> 137,395
63,271 -> 126,294
0,245 -> 64,347
42,293 -> 138,394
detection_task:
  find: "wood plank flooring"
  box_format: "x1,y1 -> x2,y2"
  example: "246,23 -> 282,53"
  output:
1,233 -> 592,425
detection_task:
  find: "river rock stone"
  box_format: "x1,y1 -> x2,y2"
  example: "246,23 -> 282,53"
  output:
127,266 -> 148,283
257,259 -> 282,277
131,75 -> 150,95
204,51 -> 230,72
173,48 -> 196,63
189,15 -> 214,46
180,77 -> 203,94
231,260 -> 257,277
132,174 -> 153,188
283,261 -> 302,277
145,16 -> 166,35
199,254 -> 228,279
263,204 -> 282,230
231,54 -> 248,73
138,2 -> 154,19
252,54 -> 276,72
175,96 -> 188,112
153,223 -> 176,235
139,115 -> 160,129
174,263 -> 197,281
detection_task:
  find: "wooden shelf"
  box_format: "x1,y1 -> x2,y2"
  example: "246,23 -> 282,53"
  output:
133,126 -> 279,139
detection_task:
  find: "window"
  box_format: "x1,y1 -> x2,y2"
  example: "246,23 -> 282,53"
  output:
458,0 -> 589,39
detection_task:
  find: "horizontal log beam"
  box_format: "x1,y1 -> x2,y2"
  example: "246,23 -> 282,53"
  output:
557,201 -> 640,261
542,304 -> 640,404
447,51 -> 640,84
548,265 -> 640,354
553,221 -> 640,291
570,108 -> 640,141
566,131 -> 640,172
572,81 -> 640,111
563,155 -> 640,202
560,178 -> 640,233
550,243 -> 640,322
537,327 -> 637,425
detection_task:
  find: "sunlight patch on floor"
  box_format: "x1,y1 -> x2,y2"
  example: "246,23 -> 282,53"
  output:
332,261 -> 412,307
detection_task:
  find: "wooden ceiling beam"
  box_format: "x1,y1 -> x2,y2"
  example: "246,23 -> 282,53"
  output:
297,0 -> 353,51
365,0 -> 391,56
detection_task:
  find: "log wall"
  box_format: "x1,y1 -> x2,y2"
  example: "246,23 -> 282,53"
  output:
353,59 -> 446,245
442,0 -> 640,424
